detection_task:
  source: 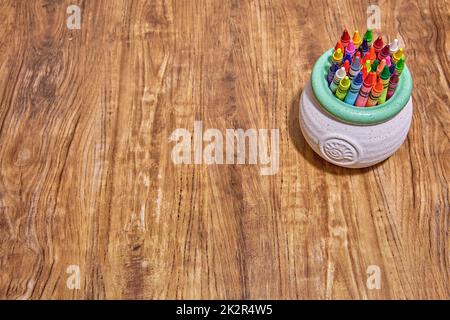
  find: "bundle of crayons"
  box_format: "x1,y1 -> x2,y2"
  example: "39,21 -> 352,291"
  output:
327,28 -> 406,107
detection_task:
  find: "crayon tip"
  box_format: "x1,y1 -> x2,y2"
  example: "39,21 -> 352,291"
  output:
381,45 -> 390,56
390,39 -> 400,53
336,67 -> 346,77
364,29 -> 373,42
374,78 -> 383,92
352,30 -> 362,45
393,48 -> 404,61
354,72 -> 363,84
343,60 -> 350,72
390,73 -> 399,84
361,38 -> 368,50
341,76 -> 350,87
369,47 -> 376,60
371,59 -> 379,71
341,28 -> 350,41
347,40 -> 355,52
374,36 -> 383,48
333,48 -> 343,61
335,40 -> 344,51
380,65 -> 390,79
364,72 -> 375,86
386,55 -> 391,67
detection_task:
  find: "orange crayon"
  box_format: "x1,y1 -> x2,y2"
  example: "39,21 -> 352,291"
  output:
366,78 -> 383,107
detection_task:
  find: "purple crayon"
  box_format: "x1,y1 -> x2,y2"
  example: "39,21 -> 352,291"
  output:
386,73 -> 399,100
359,38 -> 369,57
327,62 -> 339,85
378,44 -> 390,62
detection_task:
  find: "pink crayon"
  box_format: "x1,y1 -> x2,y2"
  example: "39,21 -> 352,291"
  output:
378,44 -> 390,62
385,55 -> 392,67
346,40 -> 356,57
355,72 -> 375,107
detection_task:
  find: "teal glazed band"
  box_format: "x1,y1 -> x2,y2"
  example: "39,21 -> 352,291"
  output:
311,49 -> 413,125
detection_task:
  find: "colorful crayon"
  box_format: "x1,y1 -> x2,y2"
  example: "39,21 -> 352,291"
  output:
368,46 -> 376,62
373,36 -> 383,56
371,59 -> 379,73
376,59 -> 386,76
341,29 -> 351,48
348,56 -> 361,80
355,72 -> 375,107
392,47 -> 404,64
386,73 -> 399,100
389,39 -> 400,55
329,67 -> 346,93
395,57 -> 405,76
354,51 -> 361,61
346,41 -> 356,57
366,78 -> 383,107
378,44 -> 390,61
364,29 -> 373,46
332,48 -> 343,65
352,30 -> 362,48
389,62 -> 396,75
343,52 -> 352,66
362,60 -> 371,79
344,72 -> 363,105
378,66 -> 390,104
335,40 -> 344,53
327,62 -> 339,85
336,76 -> 351,100
359,38 -> 369,57
385,55 -> 392,67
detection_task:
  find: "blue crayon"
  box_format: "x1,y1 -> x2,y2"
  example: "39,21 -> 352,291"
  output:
344,72 -> 363,106
389,62 -> 396,75
342,53 -> 352,66
359,38 -> 369,57
327,62 -> 339,85
348,56 -> 361,80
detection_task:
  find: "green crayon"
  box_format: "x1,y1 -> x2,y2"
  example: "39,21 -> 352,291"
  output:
378,66 -> 390,104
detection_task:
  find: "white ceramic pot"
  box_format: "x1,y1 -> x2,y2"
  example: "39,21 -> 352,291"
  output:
299,49 -> 413,168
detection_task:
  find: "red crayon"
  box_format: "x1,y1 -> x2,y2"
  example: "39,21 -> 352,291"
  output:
335,40 -> 344,52
343,60 -> 350,73
373,36 -> 383,55
355,72 -> 376,107
341,28 -> 351,48
368,46 -> 376,62
386,73 -> 400,100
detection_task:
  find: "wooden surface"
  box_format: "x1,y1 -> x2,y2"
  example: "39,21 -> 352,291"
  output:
0,0 -> 449,300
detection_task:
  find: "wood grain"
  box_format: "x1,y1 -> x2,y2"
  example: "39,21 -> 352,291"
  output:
0,0 -> 448,299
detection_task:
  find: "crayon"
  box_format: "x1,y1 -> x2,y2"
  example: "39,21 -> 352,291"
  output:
348,56 -> 361,80
361,52 -> 370,67
392,47 -> 404,64
335,40 -> 344,53
343,60 -> 350,73
376,59 -> 386,76
386,73 -> 400,100
329,67 -> 346,93
362,60 -> 371,79
343,52 -> 352,65
327,62 -> 339,85
354,51 -> 361,61
352,30 -> 362,48
344,72 -> 363,105
336,76 -> 351,100
359,38 -> 369,57
373,36 -> 383,56
355,72 -> 375,107
385,55 -> 392,67
378,66 -> 390,104
332,48 -> 343,66
346,40 -> 356,57
389,39 -> 400,55
378,44 -> 390,61
371,59 -> 379,73
341,28 -> 351,48
364,29 -> 373,46
366,78 -> 383,107
389,62 -> 396,75
395,57 -> 405,76
368,46 -> 376,62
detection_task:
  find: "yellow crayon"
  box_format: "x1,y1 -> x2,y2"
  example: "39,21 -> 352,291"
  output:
392,48 -> 404,64
335,76 -> 351,100
332,48 -> 343,66
352,30 -> 362,48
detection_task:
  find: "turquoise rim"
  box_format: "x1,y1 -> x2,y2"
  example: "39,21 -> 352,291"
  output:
311,48 -> 413,125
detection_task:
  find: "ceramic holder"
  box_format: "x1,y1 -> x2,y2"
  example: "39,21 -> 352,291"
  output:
299,49 -> 413,168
